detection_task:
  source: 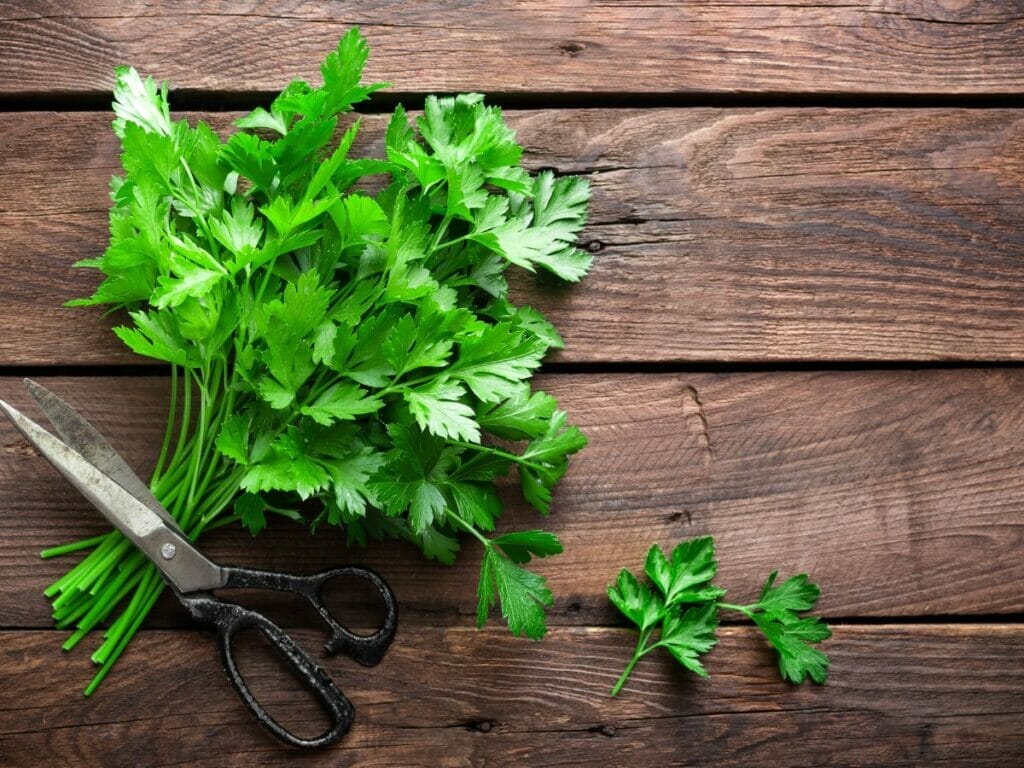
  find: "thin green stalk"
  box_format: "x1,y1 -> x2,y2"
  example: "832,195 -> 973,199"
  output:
610,628 -> 654,697
62,561 -> 142,650
433,232 -> 472,252
91,567 -> 159,665
197,471 -> 247,529
177,369 -> 193,467
193,362 -> 234,499
47,532 -> 121,592
447,440 -> 546,472
151,363 -> 179,486
447,508 -> 492,549
201,513 -> 240,533
153,455 -> 193,505
184,365 -> 210,520
428,213 -> 452,254
40,533 -> 109,560
85,573 -> 163,696
717,602 -> 755,617
74,538 -> 132,594
54,596 -> 93,629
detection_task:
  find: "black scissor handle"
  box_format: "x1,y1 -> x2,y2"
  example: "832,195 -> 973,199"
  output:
220,565 -> 398,665
180,594 -> 354,749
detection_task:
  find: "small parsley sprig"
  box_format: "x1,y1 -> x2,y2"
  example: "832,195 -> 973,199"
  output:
608,536 -> 831,696
43,27 -> 591,694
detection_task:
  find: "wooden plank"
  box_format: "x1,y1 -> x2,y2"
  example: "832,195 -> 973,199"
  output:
2,372 -> 1022,629
2,2 -> 1023,96
0,625 -> 1021,766
1,108 -> 1023,365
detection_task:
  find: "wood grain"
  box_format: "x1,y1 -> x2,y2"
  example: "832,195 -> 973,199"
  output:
2,372 -> 1021,629
2,2 -> 1024,97
0,625 -> 1021,766
1,108 -> 1023,365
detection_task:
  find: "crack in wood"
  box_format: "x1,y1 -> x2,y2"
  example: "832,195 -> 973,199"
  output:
681,384 -> 715,470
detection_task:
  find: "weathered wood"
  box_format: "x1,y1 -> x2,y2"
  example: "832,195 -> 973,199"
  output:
2,372 -> 1022,629
0,625 -> 1021,766
2,2 -> 1024,97
1,109 -> 1023,365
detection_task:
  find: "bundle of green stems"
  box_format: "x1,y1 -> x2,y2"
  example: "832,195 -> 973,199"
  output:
43,364 -> 242,695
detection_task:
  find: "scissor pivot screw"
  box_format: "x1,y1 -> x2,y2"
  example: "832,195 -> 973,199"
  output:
161,542 -> 177,560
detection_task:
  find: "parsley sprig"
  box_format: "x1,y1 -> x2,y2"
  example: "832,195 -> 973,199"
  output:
44,28 -> 591,694
608,536 -> 831,696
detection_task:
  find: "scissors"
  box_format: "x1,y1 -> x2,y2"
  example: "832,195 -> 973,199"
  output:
0,379 -> 397,749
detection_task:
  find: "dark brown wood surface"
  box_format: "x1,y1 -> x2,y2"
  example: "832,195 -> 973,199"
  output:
1,2 -> 1022,765
2,1 -> 1023,96
2,109 -> 1024,365
2,626 -> 1022,767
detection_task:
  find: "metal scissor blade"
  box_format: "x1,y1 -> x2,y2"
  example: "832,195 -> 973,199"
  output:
0,399 -> 225,594
23,378 -> 185,537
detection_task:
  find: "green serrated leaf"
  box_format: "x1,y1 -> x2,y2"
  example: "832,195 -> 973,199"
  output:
404,379 -> 481,443
657,602 -> 719,677
235,493 -> 266,535
757,572 -> 822,618
608,569 -> 664,633
476,386 -> 558,440
493,530 -> 563,564
446,481 -> 502,532
479,548 -> 552,640
301,382 -> 383,426
450,325 -> 547,403
215,414 -> 250,465
645,537 -> 726,606
112,66 -> 172,139
752,613 -> 831,685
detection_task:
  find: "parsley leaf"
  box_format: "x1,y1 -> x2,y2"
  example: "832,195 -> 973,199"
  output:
733,572 -> 833,685
609,535 -> 830,696
492,530 -> 563,564
404,379 -> 481,443
476,546 -> 554,640
656,603 -> 719,677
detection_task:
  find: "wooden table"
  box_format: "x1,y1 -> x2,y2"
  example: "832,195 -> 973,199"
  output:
1,3 -> 1023,765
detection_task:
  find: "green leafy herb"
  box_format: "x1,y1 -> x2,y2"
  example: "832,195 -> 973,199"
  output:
44,27 -> 590,694
608,536 -> 831,696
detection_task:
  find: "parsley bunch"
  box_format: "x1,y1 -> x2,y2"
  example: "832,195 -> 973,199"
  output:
45,28 -> 590,694
609,536 -> 831,696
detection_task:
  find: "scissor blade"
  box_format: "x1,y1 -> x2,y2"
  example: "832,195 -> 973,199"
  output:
0,399 -> 225,594
23,378 -> 185,536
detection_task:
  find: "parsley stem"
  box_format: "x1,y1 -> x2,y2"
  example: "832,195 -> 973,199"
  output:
446,509 -> 491,548
717,602 -> 755,617
171,370 -> 193,475
429,213 -> 453,254
40,533 -> 109,560
611,628 -> 654,697
151,363 -> 178,486
433,232 -> 472,251
447,440 -> 545,471
85,571 -> 163,696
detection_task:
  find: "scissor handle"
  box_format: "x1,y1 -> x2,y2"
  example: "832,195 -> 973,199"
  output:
220,565 -> 398,665
180,594 -> 354,749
